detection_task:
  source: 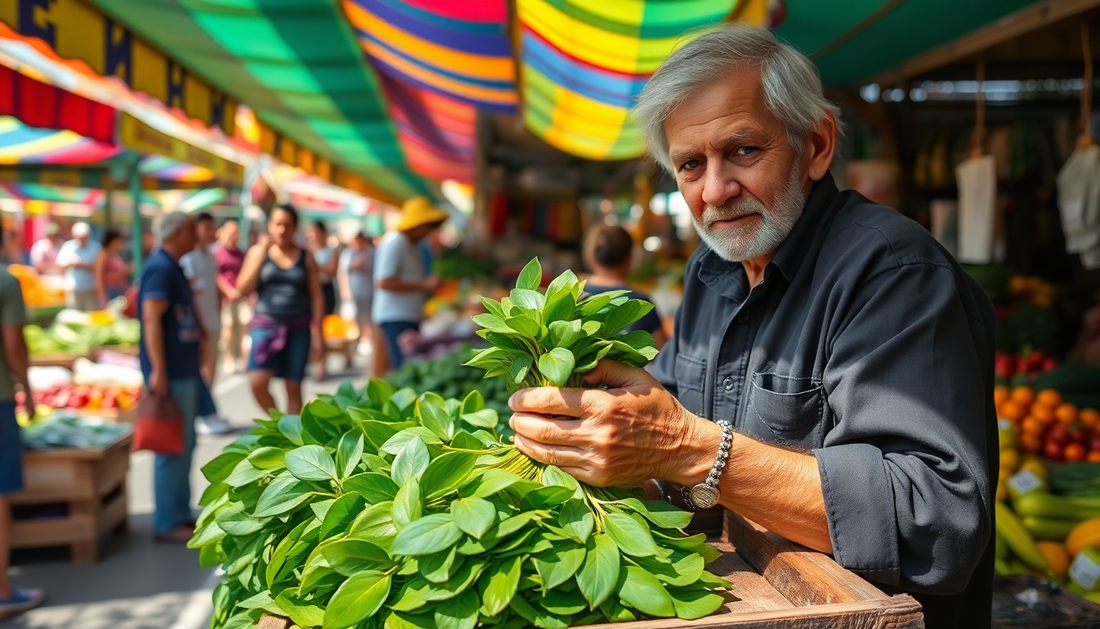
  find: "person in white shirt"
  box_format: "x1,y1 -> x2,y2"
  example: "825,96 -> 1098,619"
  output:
56,222 -> 102,311
29,223 -> 64,277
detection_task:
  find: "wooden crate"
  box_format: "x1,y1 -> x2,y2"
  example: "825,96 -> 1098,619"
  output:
9,434 -> 132,563
254,509 -> 922,629
29,353 -> 85,370
77,405 -> 138,423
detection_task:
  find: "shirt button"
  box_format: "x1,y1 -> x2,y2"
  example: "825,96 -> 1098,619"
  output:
723,377 -> 734,391
736,312 -> 750,324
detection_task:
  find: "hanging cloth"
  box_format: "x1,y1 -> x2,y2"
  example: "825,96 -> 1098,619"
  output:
956,155 -> 997,264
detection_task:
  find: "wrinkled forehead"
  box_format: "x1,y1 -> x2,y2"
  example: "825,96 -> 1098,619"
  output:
663,65 -> 780,144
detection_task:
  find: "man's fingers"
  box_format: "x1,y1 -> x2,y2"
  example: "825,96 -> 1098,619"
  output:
509,387 -> 589,417
509,412 -> 585,446
581,360 -> 653,389
512,433 -> 587,469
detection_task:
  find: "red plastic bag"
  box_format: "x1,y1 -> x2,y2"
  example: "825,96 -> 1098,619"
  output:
133,390 -> 184,455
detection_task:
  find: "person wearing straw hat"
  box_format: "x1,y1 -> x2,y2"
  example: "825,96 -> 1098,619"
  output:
372,197 -> 447,375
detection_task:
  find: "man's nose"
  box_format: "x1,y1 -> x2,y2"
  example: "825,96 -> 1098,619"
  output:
700,162 -> 741,208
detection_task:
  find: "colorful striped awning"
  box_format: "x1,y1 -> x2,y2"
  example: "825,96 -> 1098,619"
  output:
0,116 -> 121,165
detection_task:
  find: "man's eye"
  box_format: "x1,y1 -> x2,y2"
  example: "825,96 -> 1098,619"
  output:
736,147 -> 759,157
678,159 -> 700,172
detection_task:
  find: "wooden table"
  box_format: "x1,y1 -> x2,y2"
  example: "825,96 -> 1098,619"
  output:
254,509 -> 923,629
9,434 -> 131,563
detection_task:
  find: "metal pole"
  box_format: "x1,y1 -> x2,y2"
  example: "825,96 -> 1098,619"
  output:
128,158 -> 144,277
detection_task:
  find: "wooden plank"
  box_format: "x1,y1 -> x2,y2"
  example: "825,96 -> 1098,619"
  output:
723,511 -> 888,607
13,458 -> 95,503
94,444 -> 131,497
10,514 -> 95,548
707,542 -> 796,614
875,0 -> 1100,84
97,486 -> 128,537
581,597 -> 923,629
255,617 -> 290,629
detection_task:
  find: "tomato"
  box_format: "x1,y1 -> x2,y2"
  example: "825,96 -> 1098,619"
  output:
1044,440 -> 1065,461
1065,443 -> 1087,462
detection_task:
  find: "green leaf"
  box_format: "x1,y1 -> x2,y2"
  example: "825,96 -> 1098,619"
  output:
631,551 -> 705,587
380,427 -> 443,455
479,296 -> 506,320
509,593 -> 570,629
357,419 -> 399,453
533,545 -> 586,592
214,502 -> 266,536
391,513 -> 462,556
336,433 -> 365,479
539,589 -> 587,615
508,355 -> 533,386
200,451 -> 245,484
619,330 -> 657,351
669,585 -> 727,619
321,492 -> 367,539
558,499 -> 594,544
366,378 -> 395,403
521,485 -> 577,511
480,555 -> 522,616
541,465 -> 582,495
277,414 -> 304,446
602,300 -> 654,336
578,290 -> 628,317
516,257 -> 542,290
543,292 -> 576,325
434,588 -> 478,629
506,315 -> 541,338
349,501 -> 398,542
460,390 -> 485,415
421,452 -> 477,500
390,576 -> 456,611
343,472 -> 399,503
618,566 -> 676,617
577,534 -> 620,609
537,348 -> 575,387
391,437 -> 431,485
225,459 -> 267,487
617,498 -> 693,530
275,592 -> 326,629
604,512 -> 660,557
468,469 -> 520,498
285,445 -> 338,482
322,571 -> 391,629
246,447 -> 285,471
511,288 -> 545,312
321,539 -> 392,576
545,269 -> 579,301
393,477 -> 422,530
470,314 -> 512,335
419,546 -> 460,584
254,473 -> 314,518
417,393 -> 455,441
460,409 -> 499,430
547,320 -> 583,348
452,497 -> 497,539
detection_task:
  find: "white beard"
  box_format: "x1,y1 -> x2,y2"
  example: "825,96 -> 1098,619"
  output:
693,169 -> 807,263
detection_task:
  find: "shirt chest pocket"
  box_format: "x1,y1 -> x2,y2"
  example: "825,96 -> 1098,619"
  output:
674,354 -> 707,417
745,372 -> 825,448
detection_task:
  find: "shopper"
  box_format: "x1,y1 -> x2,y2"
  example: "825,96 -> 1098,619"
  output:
138,212 -> 203,543
237,205 -> 324,415
582,224 -> 667,348
94,230 -> 131,307
214,219 -> 249,374
338,231 -> 375,361
181,213 -> 231,435
373,197 -> 446,374
56,222 -> 101,310
509,24 -> 997,629
0,237 -> 45,618
29,223 -> 63,277
307,221 -> 338,379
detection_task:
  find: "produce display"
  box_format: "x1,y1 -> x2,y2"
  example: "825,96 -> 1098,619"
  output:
996,386 -> 1100,464
433,249 -> 499,281
21,412 -> 132,450
383,347 -> 511,418
6,264 -> 65,308
24,310 -> 140,356
191,260 -> 729,629
995,350 -> 1059,385
17,383 -> 139,414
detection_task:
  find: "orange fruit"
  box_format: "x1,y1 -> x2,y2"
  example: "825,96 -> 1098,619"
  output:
994,386 -> 1011,406
1055,403 -> 1079,425
1021,417 -> 1046,436
1037,541 -> 1070,580
1036,389 -> 1063,408
1081,408 -> 1100,429
999,401 -> 1026,422
1031,404 -> 1056,424
1066,443 -> 1088,462
1088,450 -> 1100,463
1020,433 -> 1043,454
1012,386 -> 1036,407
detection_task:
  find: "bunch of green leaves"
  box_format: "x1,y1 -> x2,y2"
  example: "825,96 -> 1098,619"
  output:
466,259 -> 659,389
191,379 -> 729,629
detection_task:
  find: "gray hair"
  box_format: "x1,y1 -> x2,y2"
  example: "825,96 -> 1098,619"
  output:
632,23 -> 841,174
154,211 -> 190,244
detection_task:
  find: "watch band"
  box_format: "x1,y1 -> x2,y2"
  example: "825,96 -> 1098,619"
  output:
682,421 -> 734,511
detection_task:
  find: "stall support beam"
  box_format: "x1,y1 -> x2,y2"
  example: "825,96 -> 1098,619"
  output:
128,159 -> 143,278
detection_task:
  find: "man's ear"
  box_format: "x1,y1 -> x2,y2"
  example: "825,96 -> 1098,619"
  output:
806,112 -> 838,182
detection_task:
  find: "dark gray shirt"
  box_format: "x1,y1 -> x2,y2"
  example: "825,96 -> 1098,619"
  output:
649,173 -> 996,628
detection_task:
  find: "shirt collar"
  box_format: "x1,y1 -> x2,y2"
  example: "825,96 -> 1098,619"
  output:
696,171 -> 841,299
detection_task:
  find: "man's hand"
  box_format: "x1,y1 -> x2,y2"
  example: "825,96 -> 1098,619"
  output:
508,361 -> 707,487
422,276 -> 442,293
149,368 -> 169,397
311,333 -> 324,363
19,387 -> 35,419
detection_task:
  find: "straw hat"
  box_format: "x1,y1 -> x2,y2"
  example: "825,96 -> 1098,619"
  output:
395,197 -> 448,232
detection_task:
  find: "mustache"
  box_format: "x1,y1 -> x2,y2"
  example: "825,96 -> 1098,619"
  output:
700,199 -> 767,226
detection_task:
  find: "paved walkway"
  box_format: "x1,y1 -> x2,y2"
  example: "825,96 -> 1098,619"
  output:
2,358 -> 370,629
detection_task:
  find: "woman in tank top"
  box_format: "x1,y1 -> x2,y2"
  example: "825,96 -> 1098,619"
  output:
236,205 -> 324,414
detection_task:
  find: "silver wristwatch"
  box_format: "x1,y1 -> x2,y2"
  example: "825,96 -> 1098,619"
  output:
682,421 -> 734,511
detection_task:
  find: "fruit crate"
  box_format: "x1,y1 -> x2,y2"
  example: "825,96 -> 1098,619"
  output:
253,509 -> 923,629
9,433 -> 131,563
29,352 -> 87,370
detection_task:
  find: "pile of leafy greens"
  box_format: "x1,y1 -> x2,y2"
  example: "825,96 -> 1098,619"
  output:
191,260 -> 730,629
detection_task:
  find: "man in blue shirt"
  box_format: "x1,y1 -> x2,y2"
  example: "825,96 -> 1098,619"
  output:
139,212 -> 204,542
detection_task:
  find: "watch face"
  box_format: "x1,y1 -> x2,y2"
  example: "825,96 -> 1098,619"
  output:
690,484 -> 719,510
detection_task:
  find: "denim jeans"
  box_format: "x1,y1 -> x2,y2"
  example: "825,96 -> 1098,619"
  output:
153,377 -> 200,535
379,321 -> 419,370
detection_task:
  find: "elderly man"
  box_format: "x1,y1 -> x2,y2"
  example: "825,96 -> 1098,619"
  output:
508,24 -> 995,628
56,222 -> 102,310
139,212 -> 205,542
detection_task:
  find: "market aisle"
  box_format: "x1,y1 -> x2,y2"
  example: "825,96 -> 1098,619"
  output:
1,358 -> 370,629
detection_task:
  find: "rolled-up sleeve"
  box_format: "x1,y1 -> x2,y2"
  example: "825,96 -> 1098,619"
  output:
817,262 -> 993,595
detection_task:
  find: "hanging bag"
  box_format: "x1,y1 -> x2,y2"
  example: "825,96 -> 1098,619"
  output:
133,389 -> 185,455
